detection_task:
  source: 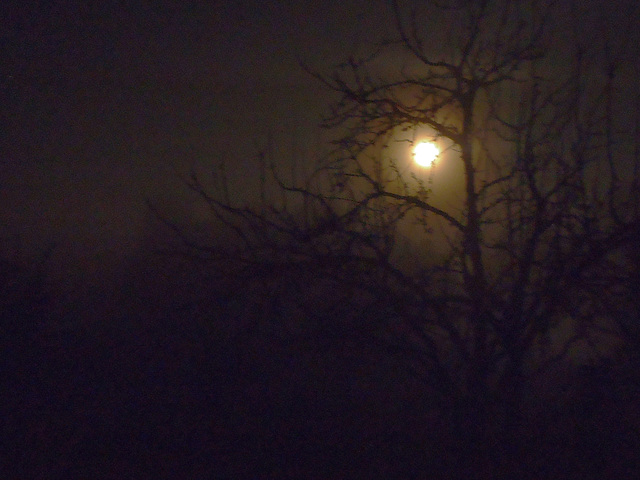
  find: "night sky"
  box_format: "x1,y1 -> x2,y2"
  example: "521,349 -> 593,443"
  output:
4,0 -> 636,278
2,0 -> 390,280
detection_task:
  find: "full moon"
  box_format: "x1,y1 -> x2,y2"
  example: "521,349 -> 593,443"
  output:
413,141 -> 439,167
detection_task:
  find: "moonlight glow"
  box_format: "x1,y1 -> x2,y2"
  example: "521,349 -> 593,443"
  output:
413,141 -> 439,167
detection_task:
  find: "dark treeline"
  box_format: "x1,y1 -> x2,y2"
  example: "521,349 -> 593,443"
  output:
2,229 -> 639,479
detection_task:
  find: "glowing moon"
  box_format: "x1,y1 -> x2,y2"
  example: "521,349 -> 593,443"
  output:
413,141 -> 439,167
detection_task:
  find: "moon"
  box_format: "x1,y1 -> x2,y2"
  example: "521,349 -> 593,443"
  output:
413,141 -> 439,167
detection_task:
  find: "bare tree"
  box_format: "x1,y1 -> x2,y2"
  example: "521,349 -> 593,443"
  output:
174,0 -> 640,472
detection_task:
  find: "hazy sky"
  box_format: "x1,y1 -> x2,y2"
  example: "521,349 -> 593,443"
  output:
2,0 -> 636,281
1,0 -> 389,276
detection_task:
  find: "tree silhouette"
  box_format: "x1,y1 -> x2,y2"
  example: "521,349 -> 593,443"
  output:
173,0 -> 640,473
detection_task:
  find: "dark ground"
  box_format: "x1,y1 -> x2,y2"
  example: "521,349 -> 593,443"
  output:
2,253 -> 640,480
